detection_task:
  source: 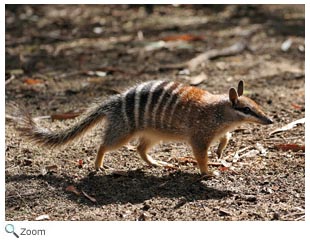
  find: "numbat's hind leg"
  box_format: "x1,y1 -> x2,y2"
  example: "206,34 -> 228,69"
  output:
95,126 -> 132,170
95,145 -> 106,170
137,137 -> 173,167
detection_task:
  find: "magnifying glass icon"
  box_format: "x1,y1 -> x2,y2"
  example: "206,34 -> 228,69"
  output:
5,224 -> 19,238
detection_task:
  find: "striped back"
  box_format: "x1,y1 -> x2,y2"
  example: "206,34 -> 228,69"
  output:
120,81 -> 197,131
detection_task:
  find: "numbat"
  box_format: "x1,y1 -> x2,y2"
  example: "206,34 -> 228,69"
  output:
16,80 -> 273,175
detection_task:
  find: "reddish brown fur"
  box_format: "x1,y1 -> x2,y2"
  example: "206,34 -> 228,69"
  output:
180,86 -> 206,103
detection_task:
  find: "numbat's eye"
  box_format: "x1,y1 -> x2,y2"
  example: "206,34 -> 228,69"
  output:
243,107 -> 251,114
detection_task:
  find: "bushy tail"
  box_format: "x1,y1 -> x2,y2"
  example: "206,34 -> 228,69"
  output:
12,102 -> 108,148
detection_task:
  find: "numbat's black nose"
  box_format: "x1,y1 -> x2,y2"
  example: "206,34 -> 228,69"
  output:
265,117 -> 274,125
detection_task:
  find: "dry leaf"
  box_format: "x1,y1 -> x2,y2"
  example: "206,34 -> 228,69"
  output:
269,118 -> 305,136
35,214 -> 50,221
291,103 -> 302,110
144,41 -> 166,51
275,144 -> 305,152
162,34 -> 205,42
219,166 -> 230,172
81,190 -> 97,203
190,72 -> 207,86
65,185 -> 80,195
178,157 -> 197,164
24,78 -> 43,85
86,70 -> 107,77
143,40 -> 191,52
78,159 -> 83,168
240,149 -> 260,158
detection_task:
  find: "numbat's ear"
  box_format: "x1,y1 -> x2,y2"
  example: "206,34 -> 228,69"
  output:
237,80 -> 244,96
229,87 -> 238,105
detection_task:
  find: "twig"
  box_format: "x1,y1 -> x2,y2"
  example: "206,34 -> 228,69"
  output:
5,74 -> 15,85
159,25 -> 260,72
187,39 -> 248,71
5,114 -> 20,122
55,70 -> 83,79
282,211 -> 305,220
294,215 -> 305,221
159,40 -> 249,71
269,118 -> 305,136
51,110 -> 84,121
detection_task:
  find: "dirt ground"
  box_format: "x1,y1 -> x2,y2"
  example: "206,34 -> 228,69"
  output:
5,5 -> 305,221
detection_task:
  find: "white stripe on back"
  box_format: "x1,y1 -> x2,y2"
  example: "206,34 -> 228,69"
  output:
143,81 -> 164,128
167,87 -> 192,128
121,90 -> 130,128
152,82 -> 175,128
134,82 -> 150,129
160,84 -> 183,128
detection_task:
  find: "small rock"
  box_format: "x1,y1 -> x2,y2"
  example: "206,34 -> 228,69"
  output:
93,27 -> 103,34
261,187 -> 273,194
226,76 -> 233,82
298,45 -> 305,52
190,72 -> 207,86
35,214 -> 50,221
271,212 -> 280,220
120,210 -> 131,218
281,39 -> 292,52
138,212 -> 152,221
245,195 -> 257,202
23,159 -> 32,166
178,69 -> 190,75
142,203 -> 151,211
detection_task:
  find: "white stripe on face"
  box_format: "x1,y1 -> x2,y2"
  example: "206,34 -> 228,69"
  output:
152,82 -> 175,128
143,81 -> 164,128
160,84 -> 183,129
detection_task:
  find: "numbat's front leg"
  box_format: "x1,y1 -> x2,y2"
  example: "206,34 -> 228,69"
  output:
216,133 -> 231,158
190,139 -> 212,175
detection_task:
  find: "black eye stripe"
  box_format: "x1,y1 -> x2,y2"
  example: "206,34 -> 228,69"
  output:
235,107 -> 250,113
244,107 -> 251,114
235,107 -> 260,119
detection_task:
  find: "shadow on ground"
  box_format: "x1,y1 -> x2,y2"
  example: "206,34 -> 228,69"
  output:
6,170 -> 233,206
